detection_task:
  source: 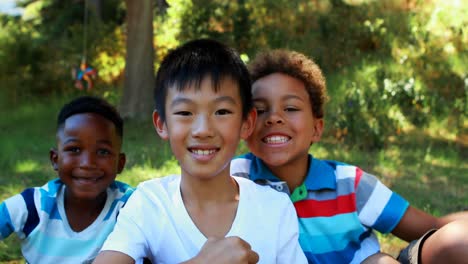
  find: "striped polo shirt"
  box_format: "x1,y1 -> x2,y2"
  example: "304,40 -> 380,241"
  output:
0,178 -> 134,264
231,153 -> 409,264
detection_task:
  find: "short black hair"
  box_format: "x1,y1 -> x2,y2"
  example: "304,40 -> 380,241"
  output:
57,96 -> 123,138
154,38 -> 252,123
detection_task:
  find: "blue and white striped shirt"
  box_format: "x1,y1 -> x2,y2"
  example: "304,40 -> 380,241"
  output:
0,178 -> 134,264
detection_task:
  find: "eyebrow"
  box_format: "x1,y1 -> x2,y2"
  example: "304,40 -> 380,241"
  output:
170,97 -> 193,108
63,138 -> 79,145
170,95 -> 237,108
62,138 -> 113,146
253,94 -> 304,102
213,95 -> 237,105
282,94 -> 304,101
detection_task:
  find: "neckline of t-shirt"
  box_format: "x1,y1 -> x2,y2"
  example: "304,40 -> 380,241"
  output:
57,185 -> 112,236
174,176 -> 246,243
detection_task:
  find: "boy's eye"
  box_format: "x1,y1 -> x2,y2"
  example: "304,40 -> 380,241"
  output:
97,149 -> 111,156
65,147 -> 80,153
215,109 -> 232,115
285,107 -> 299,112
255,107 -> 266,114
174,111 -> 192,116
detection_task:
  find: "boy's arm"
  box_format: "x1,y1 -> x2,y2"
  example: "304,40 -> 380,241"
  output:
391,206 -> 468,242
93,251 -> 135,264
0,192 -> 32,240
276,197 -> 307,263
182,237 -> 259,264
95,237 -> 259,264
97,189 -> 153,263
0,202 -> 14,239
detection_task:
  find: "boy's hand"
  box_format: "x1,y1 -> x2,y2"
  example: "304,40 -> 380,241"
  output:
185,236 -> 259,264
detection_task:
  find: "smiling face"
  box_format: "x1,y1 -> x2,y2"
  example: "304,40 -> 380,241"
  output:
246,73 -> 323,171
50,113 -> 125,201
154,76 -> 254,181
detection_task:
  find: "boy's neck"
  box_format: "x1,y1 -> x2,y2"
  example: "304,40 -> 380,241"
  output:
180,171 -> 239,204
64,190 -> 107,232
180,171 -> 240,238
266,155 -> 310,193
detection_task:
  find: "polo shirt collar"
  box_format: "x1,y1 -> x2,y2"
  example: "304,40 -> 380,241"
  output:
250,154 -> 336,191
304,155 -> 336,190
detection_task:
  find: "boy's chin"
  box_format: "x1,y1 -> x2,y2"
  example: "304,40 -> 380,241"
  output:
67,188 -> 108,201
259,154 -> 291,167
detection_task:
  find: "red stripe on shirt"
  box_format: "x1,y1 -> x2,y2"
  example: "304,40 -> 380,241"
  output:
354,167 -> 362,189
294,193 -> 356,218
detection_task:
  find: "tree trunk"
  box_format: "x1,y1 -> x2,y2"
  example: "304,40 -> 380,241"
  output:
120,0 -> 155,120
88,0 -> 102,21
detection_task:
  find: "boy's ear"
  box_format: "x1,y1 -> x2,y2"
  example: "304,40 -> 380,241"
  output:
117,153 -> 126,174
49,148 -> 58,171
311,118 -> 324,143
240,108 -> 257,140
153,110 -> 169,140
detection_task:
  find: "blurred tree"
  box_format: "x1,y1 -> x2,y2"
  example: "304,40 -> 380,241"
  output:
120,0 -> 156,119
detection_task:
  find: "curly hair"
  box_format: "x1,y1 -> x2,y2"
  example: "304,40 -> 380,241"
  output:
248,50 -> 328,118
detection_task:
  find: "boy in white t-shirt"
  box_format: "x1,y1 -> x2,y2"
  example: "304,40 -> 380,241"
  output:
94,39 -> 307,264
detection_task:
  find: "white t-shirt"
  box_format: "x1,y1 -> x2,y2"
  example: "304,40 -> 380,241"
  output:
101,175 -> 307,264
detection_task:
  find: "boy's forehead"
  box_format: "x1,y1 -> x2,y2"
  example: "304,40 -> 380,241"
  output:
171,74 -> 238,90
167,77 -> 240,101
59,113 -> 119,136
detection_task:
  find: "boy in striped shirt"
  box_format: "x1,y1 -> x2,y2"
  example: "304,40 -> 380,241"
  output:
230,50 -> 468,264
0,96 -> 134,263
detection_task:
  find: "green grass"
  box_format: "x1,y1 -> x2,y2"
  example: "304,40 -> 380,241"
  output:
0,96 -> 466,262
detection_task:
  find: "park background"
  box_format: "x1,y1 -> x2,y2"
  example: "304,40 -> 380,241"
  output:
0,0 -> 466,262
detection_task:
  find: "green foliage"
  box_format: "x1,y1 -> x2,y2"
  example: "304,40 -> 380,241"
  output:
0,0 -> 466,146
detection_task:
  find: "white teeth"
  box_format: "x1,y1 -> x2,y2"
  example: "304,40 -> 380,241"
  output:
192,149 -> 216,155
264,136 -> 289,143
75,178 -> 98,183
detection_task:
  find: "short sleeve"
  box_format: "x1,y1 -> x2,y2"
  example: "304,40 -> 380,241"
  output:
100,189 -> 154,261
356,171 -> 409,233
276,196 -> 308,263
0,193 -> 31,240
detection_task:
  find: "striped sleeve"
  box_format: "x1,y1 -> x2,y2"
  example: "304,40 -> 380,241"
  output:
0,201 -> 14,239
0,191 -> 32,240
356,172 -> 409,233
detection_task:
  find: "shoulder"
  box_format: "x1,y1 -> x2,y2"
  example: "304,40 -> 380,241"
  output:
137,175 -> 180,190
318,159 -> 366,184
0,179 -> 61,239
235,176 -> 290,205
17,178 -> 63,207
231,153 -> 255,168
111,180 -> 134,192
230,153 -> 256,178
107,181 -> 135,205
129,175 -> 181,202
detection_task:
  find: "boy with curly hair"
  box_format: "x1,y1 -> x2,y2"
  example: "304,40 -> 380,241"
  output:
231,49 -> 468,264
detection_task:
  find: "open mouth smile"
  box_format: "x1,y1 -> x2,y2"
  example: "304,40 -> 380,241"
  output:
189,148 -> 219,155
262,135 -> 290,144
73,176 -> 101,184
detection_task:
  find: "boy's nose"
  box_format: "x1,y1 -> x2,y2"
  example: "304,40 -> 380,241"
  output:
192,115 -> 214,138
80,152 -> 97,168
265,111 -> 284,126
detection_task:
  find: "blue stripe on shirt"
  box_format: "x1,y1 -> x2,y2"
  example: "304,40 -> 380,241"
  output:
303,228 -> 374,264
0,203 -> 14,238
20,188 -> 39,237
373,193 -> 409,233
